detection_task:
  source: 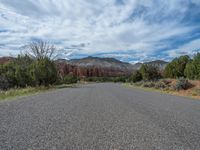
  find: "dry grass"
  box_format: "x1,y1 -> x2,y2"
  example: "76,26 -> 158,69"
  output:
166,79 -> 200,99
0,84 -> 74,101
0,86 -> 51,100
127,79 -> 200,100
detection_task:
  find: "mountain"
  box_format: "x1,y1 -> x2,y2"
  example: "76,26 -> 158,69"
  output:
132,60 -> 168,70
0,57 -> 14,64
0,56 -> 168,78
131,62 -> 143,70
69,56 -> 133,71
56,56 -> 134,77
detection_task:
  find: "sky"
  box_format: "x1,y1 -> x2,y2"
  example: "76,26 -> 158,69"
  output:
0,0 -> 200,63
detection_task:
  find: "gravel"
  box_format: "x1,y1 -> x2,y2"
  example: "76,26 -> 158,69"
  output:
0,83 -> 200,150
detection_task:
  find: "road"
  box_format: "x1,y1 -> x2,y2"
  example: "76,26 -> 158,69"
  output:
0,83 -> 200,150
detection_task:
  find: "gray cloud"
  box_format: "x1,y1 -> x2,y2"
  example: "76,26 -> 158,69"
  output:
0,0 -> 200,61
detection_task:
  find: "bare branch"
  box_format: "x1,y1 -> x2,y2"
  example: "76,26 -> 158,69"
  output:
25,40 -> 59,60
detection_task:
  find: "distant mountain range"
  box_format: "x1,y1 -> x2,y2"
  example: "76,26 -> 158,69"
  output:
57,56 -> 134,71
0,57 -> 14,64
132,60 -> 168,70
56,56 -> 168,77
0,56 -> 168,77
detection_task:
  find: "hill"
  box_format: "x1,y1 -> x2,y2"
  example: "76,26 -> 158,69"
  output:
132,60 -> 168,70
0,56 -> 168,77
56,56 -> 134,77
0,57 -> 14,64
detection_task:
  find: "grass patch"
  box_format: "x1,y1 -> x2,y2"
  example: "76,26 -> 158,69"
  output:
124,83 -> 170,94
0,86 -> 50,100
192,88 -> 200,96
54,84 -> 74,89
0,84 -> 75,101
124,80 -> 200,100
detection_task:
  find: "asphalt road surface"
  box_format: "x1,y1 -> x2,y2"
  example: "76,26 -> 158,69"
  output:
0,83 -> 200,150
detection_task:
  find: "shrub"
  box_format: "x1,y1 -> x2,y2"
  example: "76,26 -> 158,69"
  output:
142,82 -> 155,88
184,53 -> 200,80
29,58 -> 58,86
154,80 -> 169,90
164,55 -> 190,78
113,76 -> 128,83
0,55 -> 33,88
173,78 -> 191,91
63,74 -> 78,84
130,71 -> 142,83
85,77 -> 106,82
84,76 -> 129,83
2,63 -> 17,88
139,64 -> 161,81
134,81 -> 145,86
0,76 -> 10,90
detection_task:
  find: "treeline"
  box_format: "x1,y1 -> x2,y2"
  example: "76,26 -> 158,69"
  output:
1,40 -> 199,91
0,55 -> 58,90
0,41 -> 78,90
164,53 -> 200,79
129,52 -> 200,83
129,64 -> 161,83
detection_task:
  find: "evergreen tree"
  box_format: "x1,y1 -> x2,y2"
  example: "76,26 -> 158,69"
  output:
164,55 -> 190,78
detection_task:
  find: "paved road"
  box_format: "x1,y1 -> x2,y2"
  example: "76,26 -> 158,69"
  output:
0,83 -> 200,150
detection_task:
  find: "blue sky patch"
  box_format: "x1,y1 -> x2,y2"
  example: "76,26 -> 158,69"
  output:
0,0 -> 200,63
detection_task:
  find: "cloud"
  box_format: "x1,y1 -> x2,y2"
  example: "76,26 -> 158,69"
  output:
0,0 -> 200,62
165,38 -> 200,58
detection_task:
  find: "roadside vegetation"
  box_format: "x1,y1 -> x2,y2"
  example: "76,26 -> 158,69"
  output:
84,76 -> 129,83
0,41 -> 78,100
128,53 -> 200,99
0,86 -> 51,100
1,40 -> 200,100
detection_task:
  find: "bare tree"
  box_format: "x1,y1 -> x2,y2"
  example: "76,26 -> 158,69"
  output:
25,40 -> 59,60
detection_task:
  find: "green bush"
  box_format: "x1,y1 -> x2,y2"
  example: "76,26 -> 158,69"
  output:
85,77 -> 108,82
139,64 -> 161,81
184,53 -> 200,80
173,78 -> 191,91
84,76 -> 129,83
1,63 -> 17,88
164,55 -> 190,78
154,80 -> 169,90
0,55 -> 33,88
29,58 -> 58,86
0,55 -> 60,89
0,76 -> 10,90
113,76 -> 129,83
129,71 -> 142,83
63,74 -> 78,84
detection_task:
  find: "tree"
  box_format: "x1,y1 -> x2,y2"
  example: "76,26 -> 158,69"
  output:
129,71 -> 142,82
2,62 -> 17,88
139,64 -> 161,81
14,55 -> 33,87
0,76 -> 10,90
164,55 -> 190,78
0,55 -> 33,88
184,53 -> 200,79
25,40 -> 59,60
29,58 -> 58,86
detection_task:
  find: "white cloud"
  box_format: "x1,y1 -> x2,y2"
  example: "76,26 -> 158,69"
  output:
166,38 -> 200,58
0,0 -> 199,61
